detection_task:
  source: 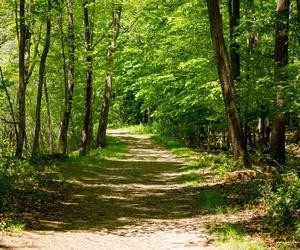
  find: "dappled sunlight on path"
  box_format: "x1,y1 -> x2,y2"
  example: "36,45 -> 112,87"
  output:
1,129 -> 218,250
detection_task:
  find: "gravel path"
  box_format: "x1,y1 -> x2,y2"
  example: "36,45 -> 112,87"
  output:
1,129 -> 218,250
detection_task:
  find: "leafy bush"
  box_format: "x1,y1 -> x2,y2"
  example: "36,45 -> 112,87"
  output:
295,223 -> 300,239
0,158 -> 38,212
260,172 -> 300,225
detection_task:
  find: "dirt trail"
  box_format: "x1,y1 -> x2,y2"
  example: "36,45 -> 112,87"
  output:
1,129 -> 218,250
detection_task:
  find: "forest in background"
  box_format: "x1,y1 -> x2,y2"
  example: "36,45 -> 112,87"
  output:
0,0 -> 299,163
0,0 -> 300,247
0,0 -> 299,161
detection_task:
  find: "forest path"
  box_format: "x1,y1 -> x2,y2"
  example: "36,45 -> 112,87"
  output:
1,129 -> 218,250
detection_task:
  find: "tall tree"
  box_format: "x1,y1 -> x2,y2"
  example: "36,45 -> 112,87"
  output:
270,0 -> 290,164
44,78 -> 54,152
207,0 -> 250,167
58,0 -> 68,109
16,0 -> 26,158
80,0 -> 94,155
59,0 -> 75,155
32,0 -> 52,157
96,5 -> 121,147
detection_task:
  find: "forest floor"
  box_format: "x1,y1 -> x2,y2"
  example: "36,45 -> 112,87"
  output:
0,129 -> 296,249
1,129 -> 219,249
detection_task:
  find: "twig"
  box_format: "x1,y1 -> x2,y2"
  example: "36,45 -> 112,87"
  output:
0,117 -> 18,124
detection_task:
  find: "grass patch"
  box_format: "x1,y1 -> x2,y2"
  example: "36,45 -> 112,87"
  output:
197,190 -> 225,214
59,135 -> 128,181
7,222 -> 26,236
181,171 -> 204,185
0,219 -> 26,236
209,222 -> 266,250
69,136 -> 128,161
122,124 -> 157,136
95,136 -> 128,160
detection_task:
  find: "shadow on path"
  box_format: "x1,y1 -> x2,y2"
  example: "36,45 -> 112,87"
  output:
31,130 -> 209,236
2,130 -> 265,249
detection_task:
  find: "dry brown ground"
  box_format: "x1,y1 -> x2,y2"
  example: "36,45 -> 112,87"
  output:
0,130 -> 220,250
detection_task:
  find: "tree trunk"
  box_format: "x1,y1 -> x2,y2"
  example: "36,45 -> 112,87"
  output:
0,67 -> 18,140
16,0 -> 26,159
32,0 -> 51,158
228,0 -> 240,81
80,0 -> 94,155
44,77 -> 54,152
257,105 -> 269,152
294,122 -> 300,143
59,1 -> 68,106
270,0 -> 290,165
207,0 -> 250,167
59,0 -> 75,155
96,6 -> 121,148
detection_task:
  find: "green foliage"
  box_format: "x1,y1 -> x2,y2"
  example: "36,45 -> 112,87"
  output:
0,218 -> 26,236
260,172 -> 300,225
208,222 -> 266,250
0,158 -> 43,213
294,223 -> 300,239
198,190 -> 224,214
57,135 -> 128,182
68,136 -> 127,160
123,124 -> 158,135
198,152 -> 238,176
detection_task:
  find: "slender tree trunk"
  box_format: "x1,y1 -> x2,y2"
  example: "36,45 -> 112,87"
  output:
32,0 -> 51,158
228,0 -> 240,81
257,105 -> 269,151
59,0 -> 75,155
0,67 -> 18,140
270,0 -> 290,165
44,77 -> 54,152
16,0 -> 26,159
96,6 -> 121,148
207,0 -> 250,167
80,0 -> 94,155
59,2 -> 68,106
294,122 -> 300,143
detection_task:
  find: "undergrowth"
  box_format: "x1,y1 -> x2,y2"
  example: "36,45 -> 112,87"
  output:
208,221 -> 266,250
0,135 -> 128,232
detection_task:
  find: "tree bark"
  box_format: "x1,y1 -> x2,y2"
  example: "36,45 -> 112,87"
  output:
207,0 -> 250,167
257,105 -> 269,151
16,0 -> 26,159
44,77 -> 54,152
80,0 -> 94,155
59,0 -> 75,155
0,67 -> 18,140
270,0 -> 290,165
228,0 -> 240,81
59,1 -> 68,106
96,6 -> 121,148
32,0 -> 52,158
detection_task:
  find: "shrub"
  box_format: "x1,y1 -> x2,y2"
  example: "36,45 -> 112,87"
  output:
260,172 -> 300,225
